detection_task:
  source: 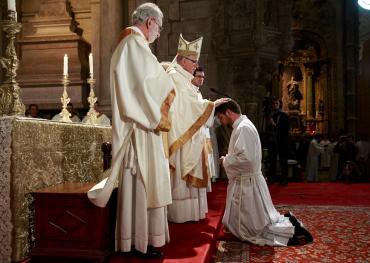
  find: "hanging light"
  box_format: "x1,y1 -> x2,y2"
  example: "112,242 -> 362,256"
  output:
358,0 -> 370,10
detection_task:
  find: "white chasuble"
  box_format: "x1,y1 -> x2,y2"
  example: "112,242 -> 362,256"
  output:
88,26 -> 175,253
222,115 -> 294,246
162,62 -> 214,223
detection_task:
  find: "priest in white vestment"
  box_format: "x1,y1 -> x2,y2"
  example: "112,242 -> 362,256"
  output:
216,100 -> 306,246
306,134 -> 326,182
162,34 -> 228,223
192,67 -> 219,182
87,3 -> 175,258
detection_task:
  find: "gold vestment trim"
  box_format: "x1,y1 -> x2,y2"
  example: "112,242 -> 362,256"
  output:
183,142 -> 210,188
169,101 -> 214,156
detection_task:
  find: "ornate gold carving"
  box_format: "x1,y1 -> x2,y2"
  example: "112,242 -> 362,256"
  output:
0,12 -> 25,117
84,77 -> 98,125
57,75 -> 72,122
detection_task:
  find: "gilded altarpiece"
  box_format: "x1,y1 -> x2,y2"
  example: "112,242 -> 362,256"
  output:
280,45 -> 329,136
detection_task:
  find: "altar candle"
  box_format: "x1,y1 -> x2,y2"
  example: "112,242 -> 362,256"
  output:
63,54 -> 68,76
7,0 -> 16,12
89,53 -> 94,78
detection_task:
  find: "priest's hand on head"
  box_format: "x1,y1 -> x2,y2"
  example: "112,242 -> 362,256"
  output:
214,98 -> 231,107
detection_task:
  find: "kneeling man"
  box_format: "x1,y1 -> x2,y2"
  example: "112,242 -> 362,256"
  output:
216,100 -> 312,246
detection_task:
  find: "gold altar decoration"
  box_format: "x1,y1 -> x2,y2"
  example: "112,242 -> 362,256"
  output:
57,75 -> 72,122
0,11 -> 25,117
0,117 -> 112,261
84,77 -> 99,125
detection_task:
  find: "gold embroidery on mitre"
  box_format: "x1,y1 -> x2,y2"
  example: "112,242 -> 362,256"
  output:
177,34 -> 203,60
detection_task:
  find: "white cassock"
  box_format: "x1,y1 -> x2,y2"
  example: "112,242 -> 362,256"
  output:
222,115 -> 294,246
209,121 -> 220,181
163,62 -> 214,223
88,26 -> 175,254
82,113 -> 111,126
319,139 -> 331,168
306,139 -> 325,182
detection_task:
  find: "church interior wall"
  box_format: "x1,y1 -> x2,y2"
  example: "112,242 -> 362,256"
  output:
0,0 -> 369,137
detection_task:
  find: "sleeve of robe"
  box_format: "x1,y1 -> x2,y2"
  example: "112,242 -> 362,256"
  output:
223,125 -> 260,175
112,33 -> 175,132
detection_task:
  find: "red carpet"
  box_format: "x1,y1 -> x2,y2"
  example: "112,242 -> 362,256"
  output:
214,181 -> 370,263
23,181 -> 370,262
269,182 -> 370,206
215,205 -> 370,263
109,180 -> 227,263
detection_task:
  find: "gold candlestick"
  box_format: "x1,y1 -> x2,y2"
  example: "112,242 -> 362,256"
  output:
85,77 -> 98,125
58,75 -> 72,122
0,11 -> 25,116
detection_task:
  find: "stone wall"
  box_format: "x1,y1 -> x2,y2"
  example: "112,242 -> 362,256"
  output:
149,0 -> 293,127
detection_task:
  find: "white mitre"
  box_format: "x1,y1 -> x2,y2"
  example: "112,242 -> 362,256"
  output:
177,34 -> 203,60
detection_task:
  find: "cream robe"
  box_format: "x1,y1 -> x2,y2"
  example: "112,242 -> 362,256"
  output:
194,87 -> 218,186
222,115 -> 294,246
88,26 -> 175,253
163,62 -> 214,223
306,139 -> 325,182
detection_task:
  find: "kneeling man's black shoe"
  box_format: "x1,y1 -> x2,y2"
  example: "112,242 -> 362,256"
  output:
295,225 -> 313,243
284,211 -> 295,218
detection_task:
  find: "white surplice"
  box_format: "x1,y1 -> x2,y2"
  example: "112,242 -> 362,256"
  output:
163,62 -> 214,223
222,115 -> 294,246
88,26 -> 175,254
306,139 -> 325,182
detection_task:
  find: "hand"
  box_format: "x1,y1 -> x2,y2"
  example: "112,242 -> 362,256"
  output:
214,98 -> 231,107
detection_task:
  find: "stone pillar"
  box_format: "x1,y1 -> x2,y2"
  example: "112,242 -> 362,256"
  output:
306,69 -> 313,119
97,0 -> 126,115
343,0 -> 359,135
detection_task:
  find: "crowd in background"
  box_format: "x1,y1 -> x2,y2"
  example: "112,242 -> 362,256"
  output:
25,102 -> 111,126
284,132 -> 370,184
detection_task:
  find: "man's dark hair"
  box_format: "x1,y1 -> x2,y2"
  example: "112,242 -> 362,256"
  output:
28,104 -> 38,110
215,99 -> 241,115
193,67 -> 204,77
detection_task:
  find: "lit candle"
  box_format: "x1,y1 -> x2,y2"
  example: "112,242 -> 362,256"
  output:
7,0 -> 16,12
89,53 -> 94,78
63,54 -> 68,76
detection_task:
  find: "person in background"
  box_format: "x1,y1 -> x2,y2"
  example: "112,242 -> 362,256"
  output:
27,104 -> 41,118
319,134 -> 331,169
355,133 -> 370,181
306,133 -> 326,182
268,98 -> 289,185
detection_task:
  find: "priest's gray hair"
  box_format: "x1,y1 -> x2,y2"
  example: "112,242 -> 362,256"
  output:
132,3 -> 163,25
